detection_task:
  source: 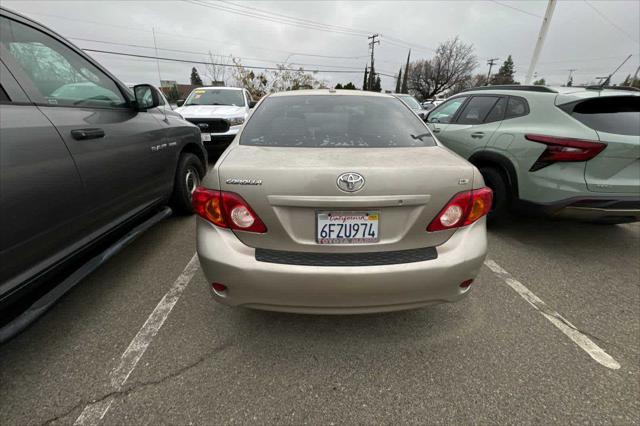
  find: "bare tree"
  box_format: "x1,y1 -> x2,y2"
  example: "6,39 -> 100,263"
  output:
407,37 -> 477,99
231,58 -> 269,98
269,65 -> 326,92
232,59 -> 326,98
205,52 -> 233,86
448,74 -> 489,96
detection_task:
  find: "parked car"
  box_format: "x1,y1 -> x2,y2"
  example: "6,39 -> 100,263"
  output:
175,87 -> 256,152
0,7 -> 207,336
425,85 -> 640,223
421,101 -> 436,111
126,83 -> 182,119
193,90 -> 492,314
393,93 -> 429,120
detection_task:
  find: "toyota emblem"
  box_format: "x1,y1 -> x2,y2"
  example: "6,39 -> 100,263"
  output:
336,172 -> 365,193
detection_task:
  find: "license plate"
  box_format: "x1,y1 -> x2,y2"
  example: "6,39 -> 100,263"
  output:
201,133 -> 211,142
316,211 -> 379,244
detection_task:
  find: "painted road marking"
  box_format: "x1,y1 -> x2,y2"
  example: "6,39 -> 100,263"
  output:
74,253 -> 200,425
484,259 -> 621,370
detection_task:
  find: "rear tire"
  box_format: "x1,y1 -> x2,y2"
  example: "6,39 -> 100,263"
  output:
170,153 -> 204,215
479,167 -> 511,223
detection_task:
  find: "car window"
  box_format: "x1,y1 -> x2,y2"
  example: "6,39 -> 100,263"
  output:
396,95 -> 421,109
456,96 -> 499,125
240,95 -> 435,148
0,85 -> 9,102
484,97 -> 507,123
428,97 -> 467,124
184,89 -> 245,106
563,96 -> 640,136
0,17 -> 127,108
505,96 -> 528,119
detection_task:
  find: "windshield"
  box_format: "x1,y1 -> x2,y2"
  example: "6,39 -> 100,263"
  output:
396,95 -> 422,109
184,89 -> 245,106
240,95 -> 434,148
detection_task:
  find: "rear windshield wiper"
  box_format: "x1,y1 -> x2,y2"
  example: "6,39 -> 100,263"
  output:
410,133 -> 432,141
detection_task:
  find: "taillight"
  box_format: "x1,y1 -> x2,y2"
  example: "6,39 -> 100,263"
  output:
192,187 -> 267,233
525,134 -> 606,171
427,188 -> 493,232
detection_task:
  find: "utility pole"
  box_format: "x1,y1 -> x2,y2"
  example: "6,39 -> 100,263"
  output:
152,27 -> 163,87
486,58 -> 499,84
566,68 -> 576,86
525,0 -> 557,84
367,34 -> 380,91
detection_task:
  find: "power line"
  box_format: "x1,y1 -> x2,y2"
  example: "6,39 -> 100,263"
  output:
218,0 -> 371,36
187,0 -> 437,54
24,10 -> 356,59
81,48 -> 370,74
185,0 -> 367,37
583,0 -> 640,45
489,0 -> 543,18
70,37 -> 369,69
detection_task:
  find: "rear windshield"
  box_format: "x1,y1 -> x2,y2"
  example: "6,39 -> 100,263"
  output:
240,95 -> 435,148
562,96 -> 640,136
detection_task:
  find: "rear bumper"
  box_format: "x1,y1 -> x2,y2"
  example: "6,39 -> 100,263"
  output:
196,218 -> 487,314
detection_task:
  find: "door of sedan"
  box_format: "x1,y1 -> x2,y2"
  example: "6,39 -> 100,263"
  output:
434,95 -> 506,159
0,15 -> 173,233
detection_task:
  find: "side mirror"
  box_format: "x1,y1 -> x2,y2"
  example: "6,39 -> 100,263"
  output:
176,99 -> 185,107
249,100 -> 257,108
133,84 -> 160,110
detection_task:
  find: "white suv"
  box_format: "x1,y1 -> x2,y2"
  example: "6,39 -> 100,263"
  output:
175,87 -> 256,151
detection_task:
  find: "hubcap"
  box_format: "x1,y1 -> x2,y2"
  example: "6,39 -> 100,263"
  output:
185,167 -> 200,198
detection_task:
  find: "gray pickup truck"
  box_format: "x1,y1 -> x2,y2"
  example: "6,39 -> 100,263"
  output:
0,7 -> 207,339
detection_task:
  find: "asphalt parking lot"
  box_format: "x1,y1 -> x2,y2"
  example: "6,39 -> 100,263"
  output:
1,171 -> 638,425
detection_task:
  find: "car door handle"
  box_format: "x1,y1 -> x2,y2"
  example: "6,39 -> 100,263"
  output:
432,127 -> 441,133
71,128 -> 105,140
471,132 -> 485,139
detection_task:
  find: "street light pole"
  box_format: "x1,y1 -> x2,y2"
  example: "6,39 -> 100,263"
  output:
525,0 -> 557,84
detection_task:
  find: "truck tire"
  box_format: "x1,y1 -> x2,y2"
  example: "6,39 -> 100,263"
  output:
170,153 -> 204,215
479,167 -> 511,223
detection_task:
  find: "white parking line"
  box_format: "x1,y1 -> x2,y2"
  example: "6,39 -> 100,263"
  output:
484,259 -> 621,370
74,253 -> 200,426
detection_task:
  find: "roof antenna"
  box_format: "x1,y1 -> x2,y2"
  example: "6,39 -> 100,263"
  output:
600,54 -> 632,87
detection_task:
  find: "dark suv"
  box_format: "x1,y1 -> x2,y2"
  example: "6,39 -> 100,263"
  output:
0,8 -> 207,336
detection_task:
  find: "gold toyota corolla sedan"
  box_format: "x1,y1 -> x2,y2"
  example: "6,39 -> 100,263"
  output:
194,89 -> 492,314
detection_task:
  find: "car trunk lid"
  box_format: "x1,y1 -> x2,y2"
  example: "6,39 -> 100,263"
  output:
218,145 -> 475,252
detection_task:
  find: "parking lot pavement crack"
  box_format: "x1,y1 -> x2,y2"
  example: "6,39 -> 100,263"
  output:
40,343 -> 230,426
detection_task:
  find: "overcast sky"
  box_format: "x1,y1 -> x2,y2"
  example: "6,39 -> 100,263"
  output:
4,0 -> 639,91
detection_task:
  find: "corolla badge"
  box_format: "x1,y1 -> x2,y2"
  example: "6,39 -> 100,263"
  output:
336,172 -> 365,193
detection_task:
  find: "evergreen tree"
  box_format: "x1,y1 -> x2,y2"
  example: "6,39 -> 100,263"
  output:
373,75 -> 382,92
368,64 -> 376,91
395,68 -> 402,93
335,83 -> 343,89
491,55 -> 515,85
190,67 -> 203,86
343,82 -> 357,90
362,66 -> 369,91
533,78 -> 546,85
401,50 -> 411,93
